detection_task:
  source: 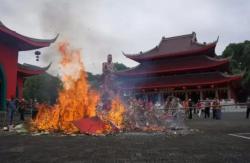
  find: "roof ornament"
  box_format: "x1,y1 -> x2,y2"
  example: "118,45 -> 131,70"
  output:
162,36 -> 166,40
191,32 -> 197,43
216,36 -> 219,43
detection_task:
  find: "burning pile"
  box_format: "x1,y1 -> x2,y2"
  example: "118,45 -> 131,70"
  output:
32,42 -> 125,135
31,42 -> 186,136
123,96 -> 186,132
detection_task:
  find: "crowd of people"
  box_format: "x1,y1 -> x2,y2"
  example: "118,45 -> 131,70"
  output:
5,96 -> 39,131
182,98 -> 223,120
4,94 -> 249,132
123,96 -> 240,122
124,96 -> 250,121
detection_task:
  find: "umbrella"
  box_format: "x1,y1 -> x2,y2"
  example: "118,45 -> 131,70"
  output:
73,116 -> 107,135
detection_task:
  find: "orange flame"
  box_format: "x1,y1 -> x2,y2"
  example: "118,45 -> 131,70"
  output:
107,96 -> 125,129
32,42 -> 125,134
99,96 -> 126,133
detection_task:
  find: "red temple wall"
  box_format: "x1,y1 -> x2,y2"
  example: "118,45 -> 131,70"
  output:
0,43 -> 18,99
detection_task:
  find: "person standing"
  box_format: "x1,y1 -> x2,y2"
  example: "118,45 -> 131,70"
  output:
7,96 -> 16,131
204,98 -> 210,118
216,99 -> 222,120
200,100 -> 205,118
188,99 -> 193,119
212,98 -> 217,119
182,99 -> 189,118
196,100 -> 202,118
18,99 -> 26,121
32,100 -> 39,120
213,98 -> 221,120
246,97 -> 250,119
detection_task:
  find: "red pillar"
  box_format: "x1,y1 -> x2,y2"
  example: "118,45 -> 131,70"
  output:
0,44 -> 18,99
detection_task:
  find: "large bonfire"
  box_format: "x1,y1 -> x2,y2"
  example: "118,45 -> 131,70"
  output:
32,42 -> 125,135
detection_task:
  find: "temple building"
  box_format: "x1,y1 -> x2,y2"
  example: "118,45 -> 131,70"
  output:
116,32 -> 242,103
0,21 -> 57,109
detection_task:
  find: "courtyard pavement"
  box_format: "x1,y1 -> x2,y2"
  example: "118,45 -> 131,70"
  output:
0,112 -> 250,163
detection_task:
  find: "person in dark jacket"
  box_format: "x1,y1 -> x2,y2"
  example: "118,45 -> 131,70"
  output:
204,98 -> 210,118
7,96 -> 16,131
18,99 -> 26,121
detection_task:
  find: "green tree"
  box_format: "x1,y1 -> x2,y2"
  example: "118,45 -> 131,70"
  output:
23,73 -> 61,104
222,40 -> 250,100
113,62 -> 129,71
87,72 -> 102,90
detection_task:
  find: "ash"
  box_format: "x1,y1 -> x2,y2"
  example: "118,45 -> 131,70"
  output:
123,96 -> 187,132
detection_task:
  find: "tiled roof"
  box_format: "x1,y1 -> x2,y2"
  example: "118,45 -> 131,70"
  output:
0,21 -> 58,51
116,55 -> 229,76
118,71 -> 241,90
123,32 -> 218,61
17,63 -> 51,77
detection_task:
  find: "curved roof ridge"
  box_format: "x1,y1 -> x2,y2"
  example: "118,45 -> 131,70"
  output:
162,32 -> 194,41
18,62 -> 51,71
193,36 -> 218,47
122,43 -> 160,57
123,32 -> 195,57
205,55 -> 230,62
221,71 -> 244,78
0,21 -> 58,48
123,32 -> 217,61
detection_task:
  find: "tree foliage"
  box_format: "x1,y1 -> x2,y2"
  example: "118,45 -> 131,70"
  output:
222,40 -> 250,99
113,62 -> 129,71
23,73 -> 61,104
23,63 -> 130,103
87,72 -> 102,90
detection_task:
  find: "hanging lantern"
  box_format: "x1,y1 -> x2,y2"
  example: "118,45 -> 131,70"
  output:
35,51 -> 41,61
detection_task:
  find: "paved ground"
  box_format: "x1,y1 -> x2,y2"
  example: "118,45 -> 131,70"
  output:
0,112 -> 250,163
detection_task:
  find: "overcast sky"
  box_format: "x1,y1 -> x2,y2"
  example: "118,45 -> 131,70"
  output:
1,0 -> 250,75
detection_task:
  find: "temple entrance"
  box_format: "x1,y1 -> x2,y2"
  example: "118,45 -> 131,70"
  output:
0,65 -> 6,110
